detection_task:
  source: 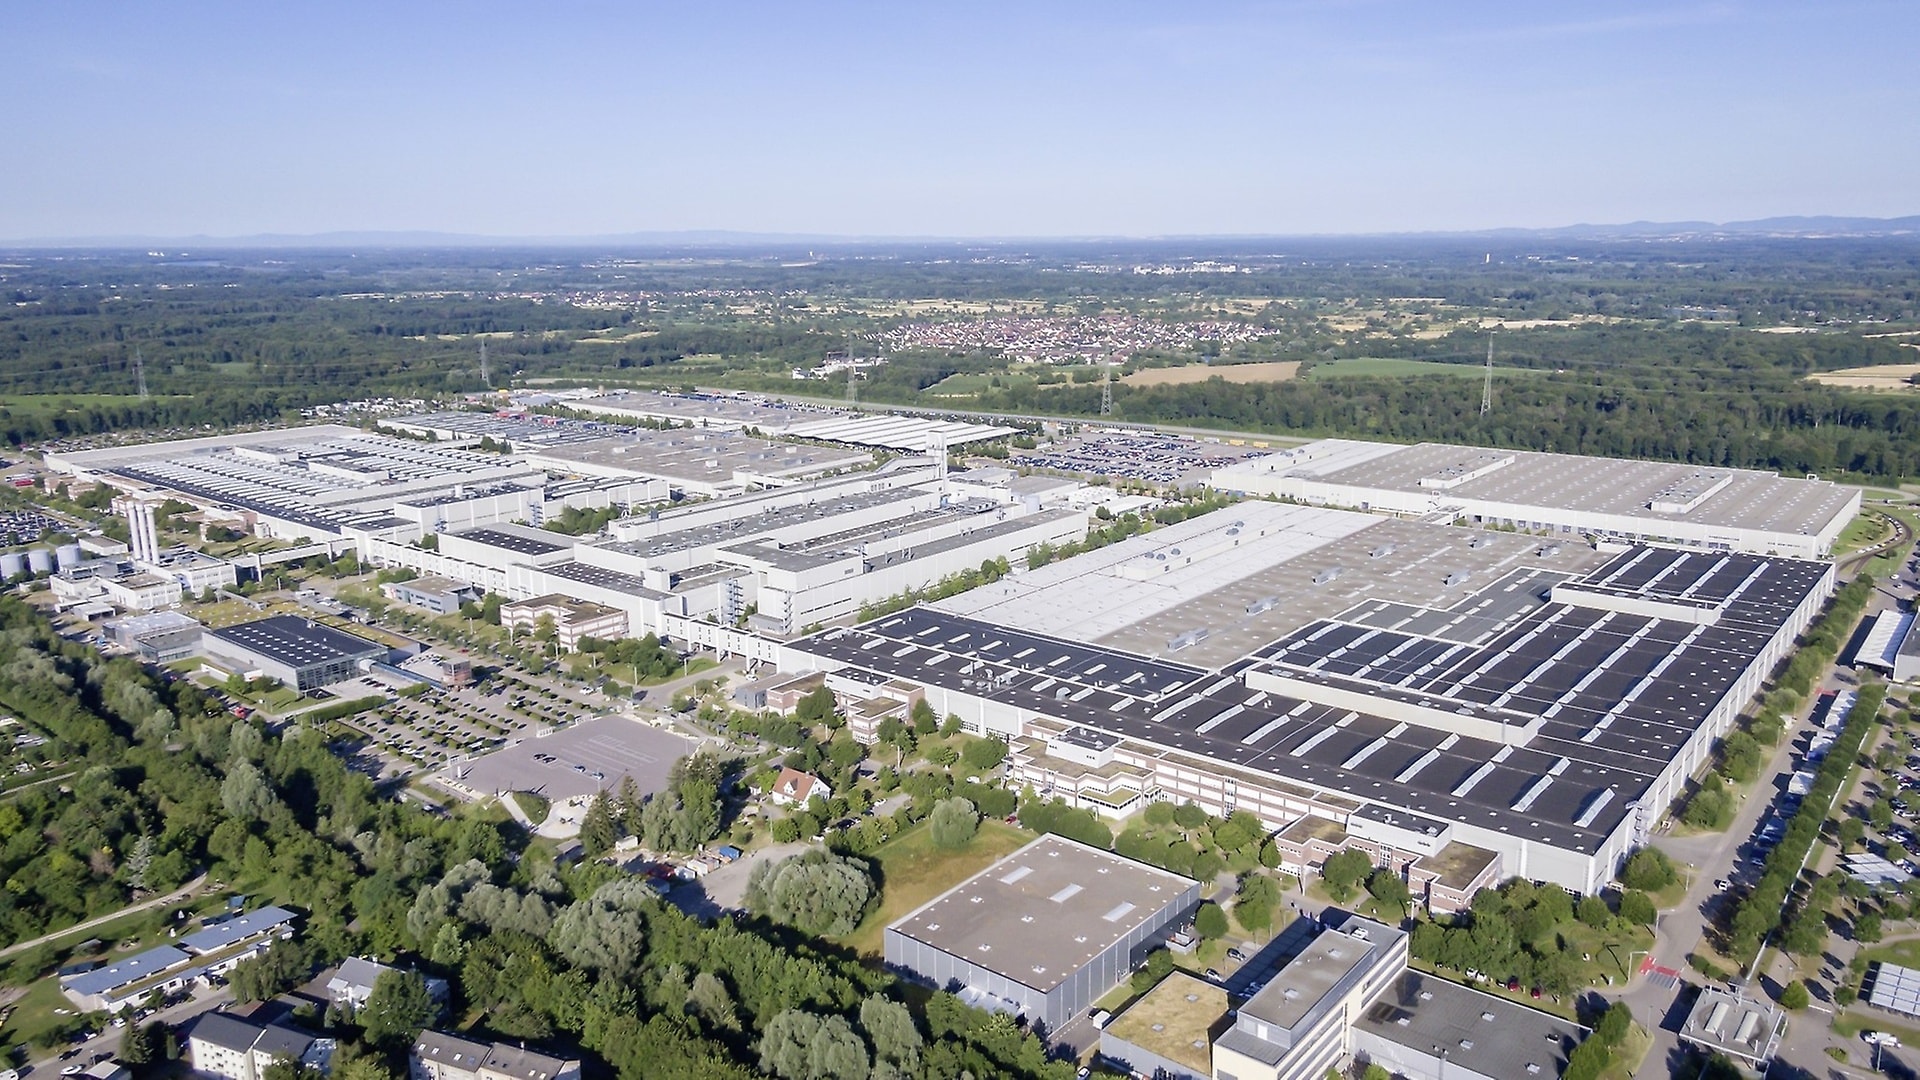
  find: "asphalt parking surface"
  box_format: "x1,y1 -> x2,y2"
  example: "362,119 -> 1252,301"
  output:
441,714 -> 695,802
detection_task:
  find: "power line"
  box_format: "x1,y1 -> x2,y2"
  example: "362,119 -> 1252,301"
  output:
1480,335 -> 1493,417
134,347 -> 148,400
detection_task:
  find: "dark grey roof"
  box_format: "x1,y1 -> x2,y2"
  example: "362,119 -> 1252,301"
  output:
207,618 -> 385,669
481,1044 -> 576,1080
248,1024 -> 314,1060
413,1030 -> 492,1068
790,546 -> 1830,856
180,906 -> 298,953
1353,972 -> 1586,1080
188,1013 -> 264,1054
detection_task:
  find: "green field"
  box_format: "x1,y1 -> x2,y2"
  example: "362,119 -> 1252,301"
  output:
837,818 -> 1032,956
0,393 -> 177,416
923,371 -> 1038,397
1305,358 -> 1530,380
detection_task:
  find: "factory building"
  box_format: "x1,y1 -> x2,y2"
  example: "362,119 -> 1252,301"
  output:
1100,913 -> 1587,1080
202,615 -> 390,691
359,468 -> 1089,642
781,501 -> 1833,894
884,834 -> 1201,1029
1209,438 -> 1860,559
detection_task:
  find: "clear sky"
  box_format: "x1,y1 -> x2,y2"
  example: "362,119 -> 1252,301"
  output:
5,1 -> 1916,240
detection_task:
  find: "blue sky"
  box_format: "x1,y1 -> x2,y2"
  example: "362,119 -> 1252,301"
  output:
5,1 -> 1915,239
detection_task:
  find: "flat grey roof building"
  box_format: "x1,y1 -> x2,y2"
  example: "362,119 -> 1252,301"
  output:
1352,971 -> 1588,1080
885,833 -> 1200,1028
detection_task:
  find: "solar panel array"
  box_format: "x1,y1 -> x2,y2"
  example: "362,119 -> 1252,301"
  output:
1870,962 -> 1920,1018
794,543 -> 1828,855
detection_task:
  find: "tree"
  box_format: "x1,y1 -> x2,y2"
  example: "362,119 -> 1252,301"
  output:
1173,802 -> 1208,829
688,971 -> 738,1032
928,797 -> 980,849
1235,873 -> 1280,933
1838,817 -> 1866,852
579,790 -> 618,857
1618,890 -> 1657,926
1620,848 -> 1677,891
910,698 -> 937,736
795,685 -> 837,727
1779,980 -> 1810,1010
1194,901 -> 1227,940
359,969 -> 436,1048
1366,869 -> 1412,916
859,994 -> 922,1073
960,736 -> 1007,771
1130,947 -> 1175,993
548,878 -> 651,982
745,849 -> 875,937
1577,895 -> 1611,928
1856,913 -> 1885,943
1320,850 -> 1373,902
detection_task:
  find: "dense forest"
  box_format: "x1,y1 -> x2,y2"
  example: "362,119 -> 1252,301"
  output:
2,241 -> 1919,479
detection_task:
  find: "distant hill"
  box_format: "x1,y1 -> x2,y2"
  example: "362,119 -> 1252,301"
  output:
8,216 -> 1920,248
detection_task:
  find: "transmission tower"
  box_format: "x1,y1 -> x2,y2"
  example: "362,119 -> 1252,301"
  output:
479,339 -> 490,387
134,347 -> 148,400
1479,336 -> 1494,417
846,334 -> 858,405
1099,360 -> 1113,416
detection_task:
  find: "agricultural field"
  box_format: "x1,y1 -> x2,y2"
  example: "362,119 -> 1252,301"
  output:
1122,360 -> 1301,387
1808,363 -> 1920,391
1304,357 -> 1529,380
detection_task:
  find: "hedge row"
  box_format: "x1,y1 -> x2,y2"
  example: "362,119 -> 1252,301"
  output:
1727,680 -> 1885,957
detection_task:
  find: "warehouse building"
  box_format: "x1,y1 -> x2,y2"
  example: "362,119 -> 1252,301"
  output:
884,834 -> 1200,1029
1209,438 -> 1860,559
783,501 -> 1833,894
203,616 -> 390,692
108,610 -> 204,663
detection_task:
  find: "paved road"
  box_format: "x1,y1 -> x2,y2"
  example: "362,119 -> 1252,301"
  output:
0,875 -> 209,961
1616,524 -> 1918,1076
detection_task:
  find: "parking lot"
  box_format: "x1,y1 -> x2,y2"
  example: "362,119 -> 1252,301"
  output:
1012,431 -> 1265,485
438,714 -> 695,806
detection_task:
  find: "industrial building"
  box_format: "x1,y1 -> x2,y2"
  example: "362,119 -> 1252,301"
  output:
107,610 -> 204,663
43,424 -> 674,546
360,467 -> 1089,645
1853,608 -> 1920,682
1677,987 -> 1785,1070
202,616 -> 391,691
1100,914 -> 1587,1080
1209,438 -> 1860,559
883,833 -> 1200,1029
499,594 -> 628,652
781,501 -> 1833,894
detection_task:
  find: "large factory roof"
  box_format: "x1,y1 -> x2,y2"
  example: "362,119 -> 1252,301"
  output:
567,390 -> 846,431
886,834 -> 1194,993
1218,438 -> 1859,536
208,616 -> 388,669
791,514 -> 1830,855
529,428 -> 871,487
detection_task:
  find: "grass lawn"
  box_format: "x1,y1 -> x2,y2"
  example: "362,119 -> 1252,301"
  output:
1304,358 -> 1531,380
0,976 -> 88,1052
1837,510 -> 1895,555
0,393 -> 173,418
837,819 -> 1032,956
